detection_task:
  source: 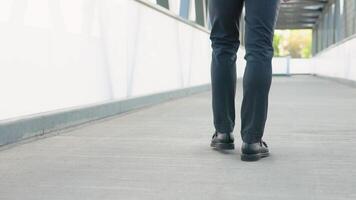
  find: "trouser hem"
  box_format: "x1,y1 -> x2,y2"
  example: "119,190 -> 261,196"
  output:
241,132 -> 263,144
214,123 -> 234,134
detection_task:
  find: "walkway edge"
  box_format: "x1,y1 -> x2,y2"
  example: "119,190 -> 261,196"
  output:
313,74 -> 356,88
0,84 -> 211,147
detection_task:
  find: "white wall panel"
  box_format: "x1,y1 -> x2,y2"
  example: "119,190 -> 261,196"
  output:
3,0 -> 343,122
238,53 -> 313,77
0,0 -> 211,121
313,36 -> 356,81
289,59 -> 313,74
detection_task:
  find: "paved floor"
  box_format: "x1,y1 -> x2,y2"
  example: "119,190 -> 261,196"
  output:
1,75 -> 356,200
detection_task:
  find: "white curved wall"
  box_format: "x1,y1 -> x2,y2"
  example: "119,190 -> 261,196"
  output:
0,0 -> 212,121
312,36 -> 356,81
2,0 -> 343,122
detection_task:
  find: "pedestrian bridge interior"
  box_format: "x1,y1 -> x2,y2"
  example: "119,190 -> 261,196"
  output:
0,0 -> 356,199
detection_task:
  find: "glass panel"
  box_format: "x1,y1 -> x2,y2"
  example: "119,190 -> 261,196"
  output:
157,0 -> 169,9
194,0 -> 205,26
179,0 -> 190,19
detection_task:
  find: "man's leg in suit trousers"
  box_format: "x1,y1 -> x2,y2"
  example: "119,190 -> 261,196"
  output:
241,0 -> 280,143
209,0 -> 244,134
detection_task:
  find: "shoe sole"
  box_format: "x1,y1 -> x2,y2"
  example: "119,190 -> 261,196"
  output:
210,142 -> 235,150
241,152 -> 269,161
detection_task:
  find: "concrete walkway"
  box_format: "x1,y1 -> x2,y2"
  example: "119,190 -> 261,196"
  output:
1,75 -> 356,200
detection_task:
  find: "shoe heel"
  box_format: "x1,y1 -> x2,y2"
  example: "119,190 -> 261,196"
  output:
241,153 -> 261,161
215,143 -> 235,150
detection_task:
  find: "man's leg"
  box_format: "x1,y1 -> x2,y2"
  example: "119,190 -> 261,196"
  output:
241,0 -> 280,144
209,0 -> 243,135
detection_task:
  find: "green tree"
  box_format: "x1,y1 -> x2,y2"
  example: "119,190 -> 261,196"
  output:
273,29 -> 312,58
273,33 -> 281,56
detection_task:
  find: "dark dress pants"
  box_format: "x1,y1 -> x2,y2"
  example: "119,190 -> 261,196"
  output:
209,0 -> 280,143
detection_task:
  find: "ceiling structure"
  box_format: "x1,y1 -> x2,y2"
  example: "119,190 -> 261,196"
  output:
276,0 -> 330,29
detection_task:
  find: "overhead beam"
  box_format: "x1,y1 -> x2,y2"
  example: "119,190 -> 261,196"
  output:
276,0 -> 330,29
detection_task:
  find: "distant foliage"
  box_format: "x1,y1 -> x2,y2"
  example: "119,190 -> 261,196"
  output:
273,29 -> 312,58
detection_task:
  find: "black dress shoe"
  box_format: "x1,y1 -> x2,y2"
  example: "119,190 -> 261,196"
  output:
241,140 -> 269,161
210,131 -> 235,150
